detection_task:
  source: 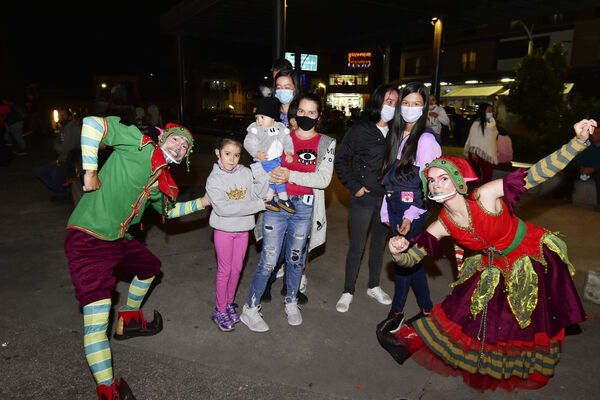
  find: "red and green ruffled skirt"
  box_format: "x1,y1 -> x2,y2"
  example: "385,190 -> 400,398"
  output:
378,246 -> 586,392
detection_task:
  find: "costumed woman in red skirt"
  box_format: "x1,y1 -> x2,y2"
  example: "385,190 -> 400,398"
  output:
377,118 -> 596,391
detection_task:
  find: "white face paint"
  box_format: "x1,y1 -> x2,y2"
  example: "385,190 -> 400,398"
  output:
161,134 -> 190,164
426,167 -> 458,203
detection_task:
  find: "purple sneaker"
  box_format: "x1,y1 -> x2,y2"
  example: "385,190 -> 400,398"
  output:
212,309 -> 234,332
226,303 -> 240,324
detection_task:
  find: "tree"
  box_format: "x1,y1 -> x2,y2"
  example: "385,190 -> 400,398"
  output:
505,43 -> 569,157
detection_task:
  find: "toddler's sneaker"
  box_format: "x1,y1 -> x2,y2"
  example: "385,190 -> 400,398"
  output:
277,199 -> 296,213
226,303 -> 240,324
212,309 -> 234,332
265,199 -> 281,212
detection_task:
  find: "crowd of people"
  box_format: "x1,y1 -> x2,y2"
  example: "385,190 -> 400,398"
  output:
3,57 -> 589,399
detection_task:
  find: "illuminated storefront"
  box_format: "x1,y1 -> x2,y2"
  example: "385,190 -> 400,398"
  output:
327,93 -> 365,116
325,52 -> 373,115
329,73 -> 368,86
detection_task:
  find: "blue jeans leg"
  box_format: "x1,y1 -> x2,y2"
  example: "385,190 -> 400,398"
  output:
247,210 -> 287,307
282,198 -> 312,303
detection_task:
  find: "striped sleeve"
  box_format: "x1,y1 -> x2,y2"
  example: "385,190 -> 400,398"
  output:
524,138 -> 589,189
166,198 -> 204,219
81,116 -> 106,170
392,244 -> 428,268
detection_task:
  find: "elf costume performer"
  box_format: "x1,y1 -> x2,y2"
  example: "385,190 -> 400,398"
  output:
65,117 -> 209,400
377,119 -> 596,392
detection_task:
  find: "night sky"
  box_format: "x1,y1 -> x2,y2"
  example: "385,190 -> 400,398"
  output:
3,2 -> 181,93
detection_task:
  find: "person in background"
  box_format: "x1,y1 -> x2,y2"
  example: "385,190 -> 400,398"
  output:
378,119 -> 594,391
0,101 -> 13,166
334,84 -> 399,313
65,117 -> 210,400
206,135 -> 269,332
426,94 -> 449,139
464,103 -> 499,184
496,126 -> 514,168
146,98 -> 163,128
273,68 -> 301,128
2,97 -> 27,155
36,107 -> 82,201
378,82 -> 442,331
259,58 -> 294,98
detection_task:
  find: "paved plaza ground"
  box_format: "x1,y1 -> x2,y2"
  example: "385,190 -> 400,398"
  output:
1,132 -> 599,399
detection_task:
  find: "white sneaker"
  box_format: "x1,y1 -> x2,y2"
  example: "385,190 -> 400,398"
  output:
276,266 -> 285,279
240,304 -> 269,332
299,274 -> 307,294
367,286 -> 392,305
285,300 -> 302,326
336,293 -> 353,313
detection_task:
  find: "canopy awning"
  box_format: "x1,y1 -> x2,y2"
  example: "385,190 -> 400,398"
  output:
496,82 -> 574,96
442,85 -> 505,98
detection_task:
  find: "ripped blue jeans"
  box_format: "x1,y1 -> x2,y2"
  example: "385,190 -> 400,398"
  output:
247,196 -> 313,307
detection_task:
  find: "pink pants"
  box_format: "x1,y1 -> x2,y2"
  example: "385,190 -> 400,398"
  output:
214,229 -> 249,311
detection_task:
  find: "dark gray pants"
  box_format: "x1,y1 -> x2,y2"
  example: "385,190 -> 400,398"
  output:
343,192 -> 389,294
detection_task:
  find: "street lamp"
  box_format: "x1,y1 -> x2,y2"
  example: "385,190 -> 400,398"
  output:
318,82 -> 327,105
431,16 -> 443,100
511,20 -> 534,55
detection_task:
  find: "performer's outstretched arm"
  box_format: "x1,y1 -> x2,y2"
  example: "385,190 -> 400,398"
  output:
166,194 -> 210,219
524,119 -> 595,189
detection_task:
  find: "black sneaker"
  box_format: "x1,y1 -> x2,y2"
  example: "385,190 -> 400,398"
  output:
277,199 -> 296,213
385,310 -> 405,333
265,199 -> 280,212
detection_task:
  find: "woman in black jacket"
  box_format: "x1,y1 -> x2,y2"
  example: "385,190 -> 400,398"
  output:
334,84 -> 399,312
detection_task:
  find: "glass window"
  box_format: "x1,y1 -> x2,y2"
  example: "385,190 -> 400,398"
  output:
328,74 -> 368,86
460,51 -> 477,72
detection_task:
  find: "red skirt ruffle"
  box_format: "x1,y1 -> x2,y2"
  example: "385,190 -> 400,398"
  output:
393,305 -> 565,392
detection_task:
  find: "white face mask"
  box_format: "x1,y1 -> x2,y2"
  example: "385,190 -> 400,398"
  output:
380,104 -> 395,123
486,113 -> 494,120
401,106 -> 423,123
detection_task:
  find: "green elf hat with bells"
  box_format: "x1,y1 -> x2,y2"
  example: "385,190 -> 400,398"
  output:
421,156 -> 478,198
157,123 -> 195,170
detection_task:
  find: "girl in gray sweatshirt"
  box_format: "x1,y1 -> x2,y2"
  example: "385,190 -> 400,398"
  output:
205,136 -> 269,332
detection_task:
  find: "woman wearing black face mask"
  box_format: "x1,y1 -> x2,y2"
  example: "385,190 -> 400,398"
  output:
241,93 -> 336,332
378,81 -> 442,332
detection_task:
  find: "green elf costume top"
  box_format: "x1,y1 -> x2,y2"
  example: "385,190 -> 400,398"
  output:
67,116 -> 201,241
